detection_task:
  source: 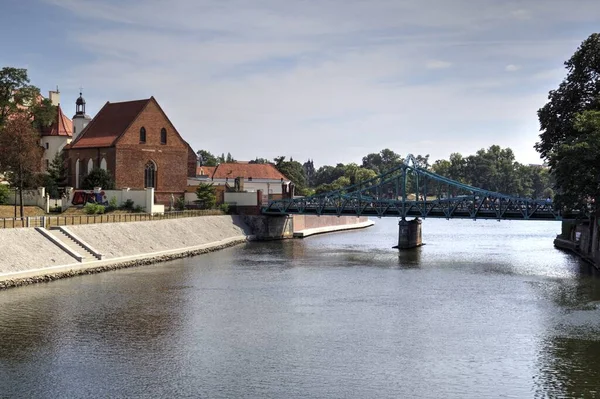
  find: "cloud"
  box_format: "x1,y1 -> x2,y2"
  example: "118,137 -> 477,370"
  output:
38,0 -> 600,167
426,60 -> 452,69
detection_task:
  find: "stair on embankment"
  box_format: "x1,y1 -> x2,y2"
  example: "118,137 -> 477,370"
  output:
46,229 -> 98,263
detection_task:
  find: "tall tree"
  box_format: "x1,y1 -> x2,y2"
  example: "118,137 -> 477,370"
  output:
44,152 -> 68,198
548,110 -> 600,212
0,114 -> 43,218
273,156 -> 308,195
535,33 -> 600,160
535,33 -> 600,210
0,67 -> 55,131
196,149 -> 218,166
81,169 -> 115,190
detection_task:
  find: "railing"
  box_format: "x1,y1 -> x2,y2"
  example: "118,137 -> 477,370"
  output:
0,209 -> 224,229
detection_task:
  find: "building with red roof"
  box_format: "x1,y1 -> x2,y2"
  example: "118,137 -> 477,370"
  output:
64,96 -> 197,204
189,162 -> 292,199
40,102 -> 73,171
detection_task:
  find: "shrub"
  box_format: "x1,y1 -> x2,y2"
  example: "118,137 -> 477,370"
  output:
84,203 -> 106,215
175,196 -> 185,211
219,203 -> 230,214
122,199 -> 134,210
133,205 -> 144,213
106,196 -> 118,212
195,183 -> 216,209
0,184 -> 9,204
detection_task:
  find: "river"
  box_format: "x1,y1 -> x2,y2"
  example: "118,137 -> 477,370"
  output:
1,218 -> 600,398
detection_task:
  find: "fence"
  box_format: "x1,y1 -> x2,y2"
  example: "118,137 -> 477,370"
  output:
0,209 -> 224,229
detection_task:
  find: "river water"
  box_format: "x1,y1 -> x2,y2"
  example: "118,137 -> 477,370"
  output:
1,218 -> 600,398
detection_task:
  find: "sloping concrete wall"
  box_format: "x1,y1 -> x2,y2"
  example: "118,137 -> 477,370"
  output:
0,229 -> 76,274
66,215 -> 251,258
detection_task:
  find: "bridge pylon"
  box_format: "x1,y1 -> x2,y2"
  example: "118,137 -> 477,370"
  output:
393,218 -> 422,249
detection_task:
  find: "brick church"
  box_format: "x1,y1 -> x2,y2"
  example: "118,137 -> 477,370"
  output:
64,95 -> 196,204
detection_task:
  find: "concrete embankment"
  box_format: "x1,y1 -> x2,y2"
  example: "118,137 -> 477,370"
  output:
292,215 -> 374,237
0,216 -> 251,289
0,214 -> 374,289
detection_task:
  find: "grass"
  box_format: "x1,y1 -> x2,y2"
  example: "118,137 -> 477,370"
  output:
0,205 -> 46,218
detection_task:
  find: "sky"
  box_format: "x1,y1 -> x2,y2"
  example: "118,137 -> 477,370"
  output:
2,0 -> 599,167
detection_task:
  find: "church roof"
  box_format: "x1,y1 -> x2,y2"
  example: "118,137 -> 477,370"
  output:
41,105 -> 73,137
69,98 -> 151,148
211,163 -> 290,181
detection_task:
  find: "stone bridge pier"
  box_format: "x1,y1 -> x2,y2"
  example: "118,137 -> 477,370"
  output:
394,218 -> 422,249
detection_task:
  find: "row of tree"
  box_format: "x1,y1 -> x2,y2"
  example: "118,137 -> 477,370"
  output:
196,146 -> 553,199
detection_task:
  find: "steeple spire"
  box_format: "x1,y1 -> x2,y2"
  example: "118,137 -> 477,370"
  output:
75,88 -> 86,115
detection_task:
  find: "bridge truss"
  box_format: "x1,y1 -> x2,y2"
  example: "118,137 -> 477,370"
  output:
262,155 -> 562,221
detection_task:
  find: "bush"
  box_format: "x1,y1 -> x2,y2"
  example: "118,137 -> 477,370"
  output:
0,184 -> 9,204
133,205 -> 144,213
84,203 -> 106,215
106,196 -> 118,212
122,199 -> 134,210
219,203 -> 230,214
195,183 -> 216,209
176,196 -> 185,211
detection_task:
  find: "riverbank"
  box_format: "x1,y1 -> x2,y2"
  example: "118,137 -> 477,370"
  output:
553,219 -> 600,269
0,215 -> 373,289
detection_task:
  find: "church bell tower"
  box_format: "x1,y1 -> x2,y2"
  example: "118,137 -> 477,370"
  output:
72,91 -> 92,140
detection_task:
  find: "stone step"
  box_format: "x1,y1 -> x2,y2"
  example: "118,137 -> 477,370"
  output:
47,230 -> 89,262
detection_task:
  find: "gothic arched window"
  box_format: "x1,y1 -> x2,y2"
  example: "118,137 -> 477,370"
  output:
140,127 -> 146,143
160,128 -> 167,145
144,160 -> 156,189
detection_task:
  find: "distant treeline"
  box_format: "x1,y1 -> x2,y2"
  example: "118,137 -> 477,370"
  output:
197,145 -> 553,199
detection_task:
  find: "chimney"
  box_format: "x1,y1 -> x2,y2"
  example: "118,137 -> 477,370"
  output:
48,87 -> 60,106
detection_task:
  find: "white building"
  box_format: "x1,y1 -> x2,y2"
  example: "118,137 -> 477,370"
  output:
40,90 -> 73,171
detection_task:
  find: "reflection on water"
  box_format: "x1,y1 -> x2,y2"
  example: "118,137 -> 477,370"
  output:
1,218 -> 600,398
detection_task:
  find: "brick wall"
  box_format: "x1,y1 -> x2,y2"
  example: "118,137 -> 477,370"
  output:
65,147 -> 116,188
114,100 -> 189,193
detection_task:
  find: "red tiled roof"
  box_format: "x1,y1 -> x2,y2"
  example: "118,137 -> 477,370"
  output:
212,163 -> 289,181
69,98 -> 151,148
41,105 -> 73,137
196,165 -> 216,176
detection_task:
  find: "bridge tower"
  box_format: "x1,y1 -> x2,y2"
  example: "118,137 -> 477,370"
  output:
393,218 -> 422,249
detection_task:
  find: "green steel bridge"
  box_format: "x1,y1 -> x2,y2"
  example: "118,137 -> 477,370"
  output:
262,155 -> 562,221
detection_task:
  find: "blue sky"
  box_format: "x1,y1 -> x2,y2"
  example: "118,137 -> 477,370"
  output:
2,0 -> 600,166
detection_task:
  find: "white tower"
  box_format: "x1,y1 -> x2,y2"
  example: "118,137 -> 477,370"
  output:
72,91 -> 92,140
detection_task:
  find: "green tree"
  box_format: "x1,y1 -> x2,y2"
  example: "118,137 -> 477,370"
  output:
81,169 -> 115,190
0,114 -> 44,218
535,33 -> 600,211
0,67 -> 56,132
195,182 -> 216,209
44,152 -> 67,198
274,156 -> 309,195
249,157 -> 270,164
548,110 -> 600,212
362,148 -> 403,174
196,149 -> 218,166
535,33 -> 600,160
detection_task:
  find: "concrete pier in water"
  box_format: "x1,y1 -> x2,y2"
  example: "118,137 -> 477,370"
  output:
394,218 -> 422,249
